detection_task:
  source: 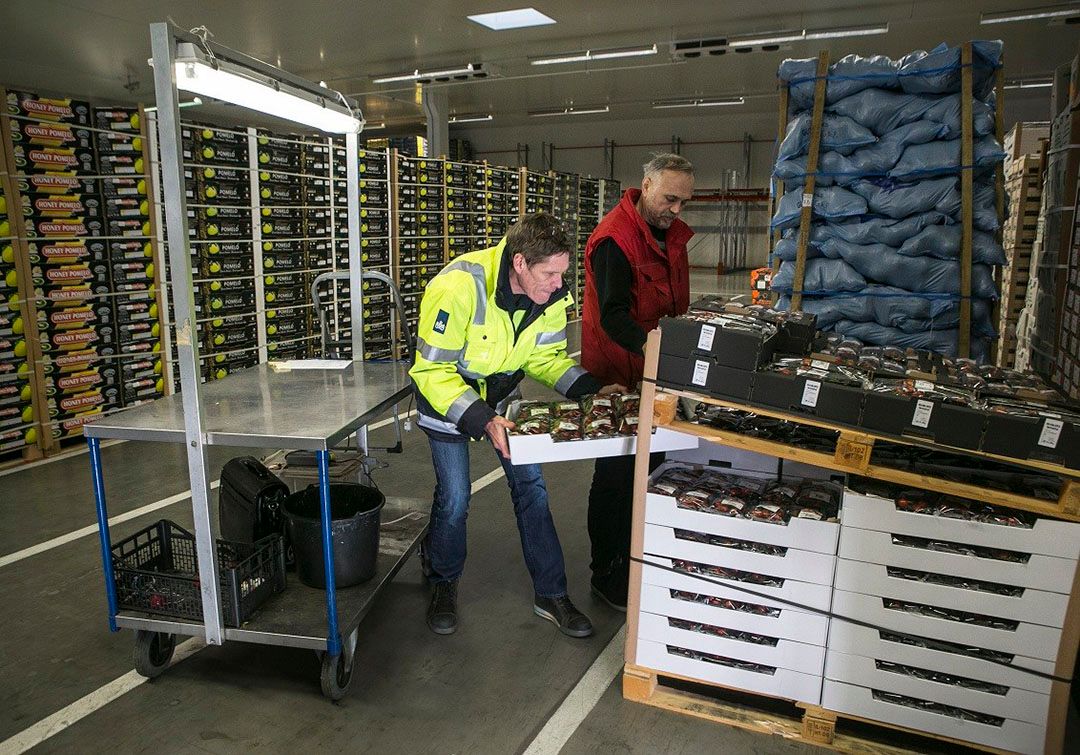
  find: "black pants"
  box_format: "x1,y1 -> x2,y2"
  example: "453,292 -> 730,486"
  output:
587,451 -> 665,575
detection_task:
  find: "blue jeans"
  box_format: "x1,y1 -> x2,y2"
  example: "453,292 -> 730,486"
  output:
425,436 -> 568,598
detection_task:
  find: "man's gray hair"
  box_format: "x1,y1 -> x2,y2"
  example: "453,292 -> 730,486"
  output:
643,152 -> 694,179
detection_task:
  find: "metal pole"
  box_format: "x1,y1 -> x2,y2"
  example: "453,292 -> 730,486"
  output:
346,131 -> 364,359
318,449 -> 342,656
149,21 -> 224,644
88,437 -> 118,632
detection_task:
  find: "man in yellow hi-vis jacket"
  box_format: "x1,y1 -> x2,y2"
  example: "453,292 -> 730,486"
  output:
410,213 -> 608,638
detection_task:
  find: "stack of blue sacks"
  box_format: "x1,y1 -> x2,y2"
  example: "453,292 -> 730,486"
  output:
770,41 -> 1006,361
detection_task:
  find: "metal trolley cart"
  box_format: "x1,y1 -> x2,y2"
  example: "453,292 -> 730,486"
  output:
85,22 -> 427,699
85,363 -> 428,699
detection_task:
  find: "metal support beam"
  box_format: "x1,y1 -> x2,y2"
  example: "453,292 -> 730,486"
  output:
422,87 -> 448,157
149,21 -> 224,645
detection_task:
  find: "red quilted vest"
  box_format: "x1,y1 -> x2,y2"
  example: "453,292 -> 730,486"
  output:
582,188 -> 693,387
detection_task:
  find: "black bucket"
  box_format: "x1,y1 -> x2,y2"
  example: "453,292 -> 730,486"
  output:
283,483 -> 384,589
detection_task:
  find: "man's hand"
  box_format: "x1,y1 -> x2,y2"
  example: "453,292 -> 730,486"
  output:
485,416 -> 516,460
598,383 -> 629,396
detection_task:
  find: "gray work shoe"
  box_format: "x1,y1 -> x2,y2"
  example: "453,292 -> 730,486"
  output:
533,594 -> 594,638
427,580 -> 458,635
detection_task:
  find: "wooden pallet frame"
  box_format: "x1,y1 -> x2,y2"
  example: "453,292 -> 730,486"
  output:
623,663 -> 1016,755
626,329 -> 1080,755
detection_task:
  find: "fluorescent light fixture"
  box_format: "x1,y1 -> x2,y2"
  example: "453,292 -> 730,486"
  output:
1003,78 -> 1054,89
529,105 -> 610,117
372,63 -> 486,84
981,5 -> 1080,24
144,96 -> 202,113
729,23 -> 888,48
531,44 -> 658,66
364,121 -> 386,130
467,8 -> 556,30
652,96 -> 744,109
449,114 -> 494,123
171,43 -> 360,133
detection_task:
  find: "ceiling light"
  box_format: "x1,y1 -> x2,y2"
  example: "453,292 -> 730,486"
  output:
980,5 -> 1080,24
449,114 -> 494,123
729,23 -> 888,48
531,44 -> 658,66
1003,78 -> 1054,89
468,7 -> 556,30
364,121 -> 386,130
171,43 -> 360,133
652,97 -> 744,109
144,96 -> 202,113
529,105 -> 610,117
371,63 -> 489,84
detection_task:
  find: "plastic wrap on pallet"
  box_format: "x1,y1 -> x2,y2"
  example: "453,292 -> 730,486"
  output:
779,41 -> 1002,108
777,288 -> 996,336
770,40 -> 1005,362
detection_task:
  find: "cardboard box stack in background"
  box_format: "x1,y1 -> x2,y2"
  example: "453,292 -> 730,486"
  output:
1018,44 -> 1080,398
997,122 -> 1049,368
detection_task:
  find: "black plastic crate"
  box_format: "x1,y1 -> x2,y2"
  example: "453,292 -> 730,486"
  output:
111,519 -> 285,626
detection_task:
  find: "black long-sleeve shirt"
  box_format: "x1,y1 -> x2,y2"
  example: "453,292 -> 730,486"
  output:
591,224 -> 667,356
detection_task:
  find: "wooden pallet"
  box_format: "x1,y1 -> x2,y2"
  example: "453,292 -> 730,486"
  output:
662,391 -> 1080,521
623,664 -> 1009,755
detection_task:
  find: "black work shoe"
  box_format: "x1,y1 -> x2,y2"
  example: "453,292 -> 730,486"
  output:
427,580 -> 458,635
590,571 -> 628,612
534,594 -> 594,638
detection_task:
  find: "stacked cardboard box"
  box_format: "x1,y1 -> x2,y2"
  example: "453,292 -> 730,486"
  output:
93,106 -> 165,409
355,147 -> 393,361
997,123 -> 1049,368
576,177 -> 601,310
10,90 -> 119,445
394,155 -> 445,359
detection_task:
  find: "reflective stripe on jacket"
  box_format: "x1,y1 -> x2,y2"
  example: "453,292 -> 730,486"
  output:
409,239 -> 584,438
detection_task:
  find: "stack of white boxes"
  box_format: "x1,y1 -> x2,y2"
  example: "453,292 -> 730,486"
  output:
635,455 -> 840,704
823,488 -> 1080,753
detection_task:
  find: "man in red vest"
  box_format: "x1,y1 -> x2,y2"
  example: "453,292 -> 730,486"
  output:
582,153 -> 695,609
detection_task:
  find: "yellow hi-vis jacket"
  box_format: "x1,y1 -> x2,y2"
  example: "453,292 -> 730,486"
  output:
409,239 -> 589,439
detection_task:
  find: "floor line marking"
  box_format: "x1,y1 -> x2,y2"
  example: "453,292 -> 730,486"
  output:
0,637 -> 206,755
0,481 -> 221,570
0,439 -> 125,478
1,463 -> 510,750
522,626 -> 626,755
0,409 -> 415,570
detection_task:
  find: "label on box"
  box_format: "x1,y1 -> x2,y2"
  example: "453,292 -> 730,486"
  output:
811,359 -> 831,371
1038,418 -> 1064,449
800,380 -> 821,408
801,193 -> 813,208
696,324 -> 716,351
691,359 -> 710,387
914,379 -> 935,392
911,399 -> 934,429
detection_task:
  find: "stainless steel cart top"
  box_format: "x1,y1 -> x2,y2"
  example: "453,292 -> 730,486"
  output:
85,362 -> 412,449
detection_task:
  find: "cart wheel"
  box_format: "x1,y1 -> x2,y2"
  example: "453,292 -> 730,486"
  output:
320,651 -> 354,700
133,630 -> 176,678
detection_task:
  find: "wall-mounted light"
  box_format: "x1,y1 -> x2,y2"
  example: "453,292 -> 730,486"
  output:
372,63 -> 490,84
652,96 -> 745,109
145,96 -> 202,112
168,42 -> 361,133
531,44 -> 658,66
728,23 -> 888,48
1002,78 -> 1054,89
528,105 -> 610,117
980,5 -> 1080,24
449,114 -> 494,123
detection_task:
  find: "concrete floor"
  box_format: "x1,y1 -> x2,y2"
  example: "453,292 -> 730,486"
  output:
0,271 -> 1012,754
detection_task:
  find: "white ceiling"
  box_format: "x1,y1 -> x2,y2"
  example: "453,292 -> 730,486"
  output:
0,1 -> 1075,131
